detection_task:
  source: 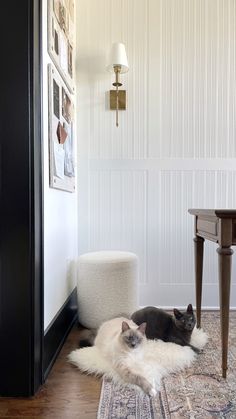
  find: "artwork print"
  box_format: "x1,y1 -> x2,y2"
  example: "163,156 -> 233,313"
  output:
48,64 -> 75,192
48,0 -> 75,93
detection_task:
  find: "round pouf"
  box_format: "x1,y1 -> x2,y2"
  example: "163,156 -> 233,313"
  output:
77,251 -> 138,329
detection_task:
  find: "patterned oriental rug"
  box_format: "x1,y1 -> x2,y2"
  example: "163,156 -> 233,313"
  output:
97,312 -> 236,419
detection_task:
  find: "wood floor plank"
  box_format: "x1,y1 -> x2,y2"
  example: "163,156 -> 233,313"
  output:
0,326 -> 101,419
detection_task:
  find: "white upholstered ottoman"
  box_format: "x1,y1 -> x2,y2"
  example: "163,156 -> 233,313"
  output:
77,251 -> 138,329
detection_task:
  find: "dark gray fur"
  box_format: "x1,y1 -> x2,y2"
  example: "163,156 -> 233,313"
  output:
131,304 -> 200,353
78,328 -> 97,348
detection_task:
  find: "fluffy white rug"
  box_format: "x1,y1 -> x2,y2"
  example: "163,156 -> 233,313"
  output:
68,326 -> 208,392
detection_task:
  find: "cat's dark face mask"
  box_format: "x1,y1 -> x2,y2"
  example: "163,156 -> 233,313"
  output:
121,321 -> 146,349
124,333 -> 143,349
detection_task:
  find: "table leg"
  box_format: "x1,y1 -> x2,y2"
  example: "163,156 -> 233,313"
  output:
193,236 -> 204,328
217,246 -> 233,378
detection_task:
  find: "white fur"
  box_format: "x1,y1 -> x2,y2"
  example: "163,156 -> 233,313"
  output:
191,325 -> 208,349
68,318 -> 208,393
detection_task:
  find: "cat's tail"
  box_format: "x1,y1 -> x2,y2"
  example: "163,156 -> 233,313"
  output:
79,328 -> 97,348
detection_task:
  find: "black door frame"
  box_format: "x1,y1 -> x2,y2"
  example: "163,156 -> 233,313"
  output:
0,0 -> 43,396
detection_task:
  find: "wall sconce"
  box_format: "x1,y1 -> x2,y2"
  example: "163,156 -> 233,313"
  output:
106,42 -> 129,127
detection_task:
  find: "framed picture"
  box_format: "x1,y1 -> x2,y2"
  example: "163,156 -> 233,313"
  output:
48,0 -> 75,93
48,63 -> 75,192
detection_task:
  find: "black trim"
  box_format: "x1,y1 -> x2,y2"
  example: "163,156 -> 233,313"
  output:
43,288 -> 78,379
0,0 -> 43,396
31,0 -> 44,394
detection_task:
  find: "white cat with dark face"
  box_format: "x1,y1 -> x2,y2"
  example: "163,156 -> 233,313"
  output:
94,317 -> 157,396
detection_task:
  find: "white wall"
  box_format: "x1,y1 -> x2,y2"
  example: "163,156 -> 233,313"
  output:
43,0 -> 78,330
76,0 -> 236,308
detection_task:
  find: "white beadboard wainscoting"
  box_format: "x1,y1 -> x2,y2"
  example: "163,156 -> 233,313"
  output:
76,0 -> 236,308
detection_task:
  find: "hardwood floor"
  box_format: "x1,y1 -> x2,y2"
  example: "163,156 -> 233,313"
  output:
0,326 -> 101,419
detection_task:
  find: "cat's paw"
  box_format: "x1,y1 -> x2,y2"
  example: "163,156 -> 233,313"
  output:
189,344 -> 202,354
194,347 -> 204,354
149,387 -> 157,397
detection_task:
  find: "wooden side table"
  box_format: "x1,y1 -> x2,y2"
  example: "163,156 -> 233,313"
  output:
188,209 -> 236,378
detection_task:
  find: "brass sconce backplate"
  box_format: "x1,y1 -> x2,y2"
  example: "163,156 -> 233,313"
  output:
109,90 -> 126,110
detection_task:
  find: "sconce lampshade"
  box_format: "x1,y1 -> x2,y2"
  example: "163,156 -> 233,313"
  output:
106,42 -> 129,74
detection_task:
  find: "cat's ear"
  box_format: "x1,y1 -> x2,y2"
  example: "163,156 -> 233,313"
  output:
122,321 -> 130,333
173,308 -> 183,319
137,322 -> 147,335
187,304 -> 193,314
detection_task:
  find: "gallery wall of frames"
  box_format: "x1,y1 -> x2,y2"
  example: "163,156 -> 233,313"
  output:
48,0 -> 75,192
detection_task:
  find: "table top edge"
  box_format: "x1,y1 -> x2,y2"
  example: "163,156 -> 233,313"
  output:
188,209 -> 236,218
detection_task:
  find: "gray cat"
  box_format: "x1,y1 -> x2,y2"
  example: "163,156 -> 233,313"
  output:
131,304 -> 200,353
